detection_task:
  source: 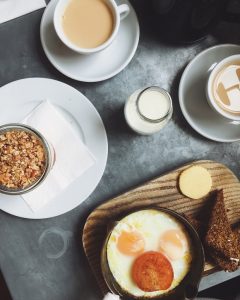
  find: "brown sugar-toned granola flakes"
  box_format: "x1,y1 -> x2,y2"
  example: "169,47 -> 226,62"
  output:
0,130 -> 46,189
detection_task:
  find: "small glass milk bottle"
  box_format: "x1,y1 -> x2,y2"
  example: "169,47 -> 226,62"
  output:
124,86 -> 173,135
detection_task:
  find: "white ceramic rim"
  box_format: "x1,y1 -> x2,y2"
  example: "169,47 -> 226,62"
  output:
40,0 -> 140,82
179,44 -> 240,143
206,54 -> 240,121
54,0 -> 125,54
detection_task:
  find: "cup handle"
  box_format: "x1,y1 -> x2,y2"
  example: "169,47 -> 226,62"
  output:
117,4 -> 130,21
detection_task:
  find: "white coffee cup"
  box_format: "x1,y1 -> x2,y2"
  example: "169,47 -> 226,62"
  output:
54,0 -> 130,54
206,54 -> 240,121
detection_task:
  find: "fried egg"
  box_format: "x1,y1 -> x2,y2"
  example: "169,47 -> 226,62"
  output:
107,209 -> 192,298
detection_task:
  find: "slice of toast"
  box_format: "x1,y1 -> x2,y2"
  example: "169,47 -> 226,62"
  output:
210,247 -> 239,272
205,189 -> 240,272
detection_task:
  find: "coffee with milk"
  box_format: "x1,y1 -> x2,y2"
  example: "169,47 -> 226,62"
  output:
212,61 -> 240,116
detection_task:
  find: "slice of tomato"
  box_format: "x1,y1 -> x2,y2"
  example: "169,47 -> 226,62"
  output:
132,251 -> 174,292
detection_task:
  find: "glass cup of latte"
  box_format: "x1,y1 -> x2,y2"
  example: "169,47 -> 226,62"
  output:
206,54 -> 240,122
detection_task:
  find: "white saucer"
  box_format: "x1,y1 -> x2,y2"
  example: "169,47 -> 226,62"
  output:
179,44 -> 240,143
0,78 -> 108,219
40,0 -> 139,82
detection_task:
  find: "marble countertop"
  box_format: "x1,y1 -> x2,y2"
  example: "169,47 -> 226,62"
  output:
0,1 -> 239,299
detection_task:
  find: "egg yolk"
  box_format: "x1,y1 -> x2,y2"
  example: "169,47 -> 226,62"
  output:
117,230 -> 145,256
159,229 -> 187,260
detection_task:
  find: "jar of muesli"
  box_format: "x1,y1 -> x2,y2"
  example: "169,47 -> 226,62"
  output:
0,123 -> 54,195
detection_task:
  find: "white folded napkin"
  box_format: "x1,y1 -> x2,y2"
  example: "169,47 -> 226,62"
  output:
0,0 -> 46,24
21,101 -> 95,212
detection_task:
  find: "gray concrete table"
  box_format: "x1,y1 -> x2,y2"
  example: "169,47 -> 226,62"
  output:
0,1 -> 240,300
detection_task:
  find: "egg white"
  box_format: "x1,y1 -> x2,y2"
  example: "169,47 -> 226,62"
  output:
107,209 -> 192,298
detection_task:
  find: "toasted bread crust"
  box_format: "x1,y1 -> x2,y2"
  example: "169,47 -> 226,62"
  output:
183,190 -> 240,272
205,189 -> 240,272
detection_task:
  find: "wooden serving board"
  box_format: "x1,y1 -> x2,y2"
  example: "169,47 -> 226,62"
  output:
82,160 -> 240,295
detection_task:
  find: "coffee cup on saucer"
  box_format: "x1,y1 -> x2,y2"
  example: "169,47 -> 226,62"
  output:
206,54 -> 240,122
54,0 -> 130,54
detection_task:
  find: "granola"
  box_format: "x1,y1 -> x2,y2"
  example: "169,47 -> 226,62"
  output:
0,129 -> 46,189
